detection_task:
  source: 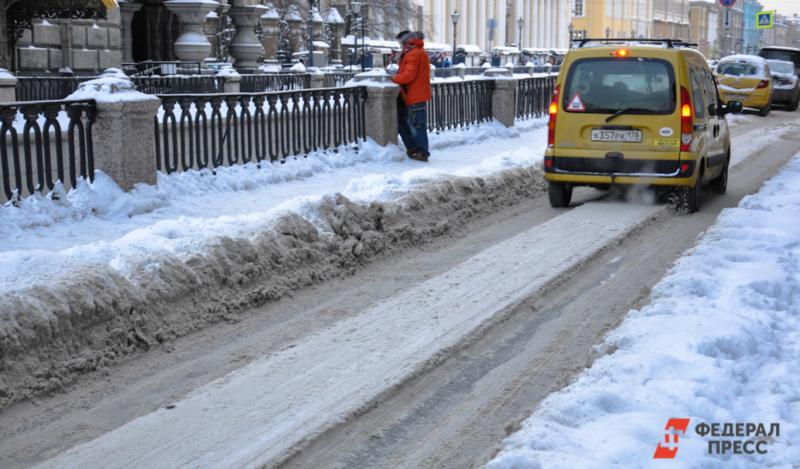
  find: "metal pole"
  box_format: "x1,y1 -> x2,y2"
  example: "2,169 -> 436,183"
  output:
308,0 -> 315,68
361,12 -> 365,71
453,22 -> 457,57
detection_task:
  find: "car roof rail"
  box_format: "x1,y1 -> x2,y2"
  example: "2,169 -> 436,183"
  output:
572,38 -> 699,49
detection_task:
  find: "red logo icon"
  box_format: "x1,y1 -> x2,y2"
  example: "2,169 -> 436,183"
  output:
653,418 -> 691,459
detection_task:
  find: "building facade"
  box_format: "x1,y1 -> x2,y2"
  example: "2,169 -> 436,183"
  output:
569,0 -> 654,41
652,0 -> 689,41
421,0 -> 572,52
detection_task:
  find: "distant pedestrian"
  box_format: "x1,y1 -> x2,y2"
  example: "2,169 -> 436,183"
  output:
393,31 -> 432,162
443,57 -> 452,68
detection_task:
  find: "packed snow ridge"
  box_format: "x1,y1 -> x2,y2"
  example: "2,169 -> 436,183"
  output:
489,154 -> 800,468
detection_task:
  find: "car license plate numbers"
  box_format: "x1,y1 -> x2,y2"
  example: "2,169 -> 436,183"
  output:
591,129 -> 642,143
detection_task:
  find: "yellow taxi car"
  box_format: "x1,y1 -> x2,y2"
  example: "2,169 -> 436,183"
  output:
544,38 -> 742,212
715,54 -> 773,116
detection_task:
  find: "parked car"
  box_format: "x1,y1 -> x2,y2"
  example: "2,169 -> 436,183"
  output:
716,55 -> 773,116
758,46 -> 800,72
766,59 -> 800,110
544,39 -> 742,212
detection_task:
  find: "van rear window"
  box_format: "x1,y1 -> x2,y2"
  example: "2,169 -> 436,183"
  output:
563,57 -> 676,114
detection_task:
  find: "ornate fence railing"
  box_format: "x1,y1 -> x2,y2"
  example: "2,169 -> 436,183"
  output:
428,80 -> 494,132
15,77 -> 93,102
432,67 -> 485,78
132,76 -> 226,95
0,99 -> 96,202
322,71 -> 357,88
239,74 -> 311,92
122,61 -> 204,77
515,75 -> 557,120
154,87 -> 367,174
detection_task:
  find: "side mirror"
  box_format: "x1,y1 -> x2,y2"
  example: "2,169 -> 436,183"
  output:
725,101 -> 743,115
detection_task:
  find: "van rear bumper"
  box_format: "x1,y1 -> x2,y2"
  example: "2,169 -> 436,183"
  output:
543,155 -> 696,186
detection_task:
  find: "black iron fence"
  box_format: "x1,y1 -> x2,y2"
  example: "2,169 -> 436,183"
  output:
155,87 -> 367,174
515,75 -> 557,120
239,74 -> 311,92
132,76 -> 225,95
432,67 -> 485,78
15,77 -> 93,102
122,61 -> 204,77
0,99 -> 96,202
322,71 -> 357,88
428,80 -> 494,132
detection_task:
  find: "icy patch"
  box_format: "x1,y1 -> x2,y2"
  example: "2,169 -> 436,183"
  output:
488,155 -> 800,468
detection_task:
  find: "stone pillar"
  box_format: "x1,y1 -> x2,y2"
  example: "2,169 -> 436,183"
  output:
69,70 -> 160,190
260,7 -> 280,60
484,68 -> 516,127
353,70 -> 399,146
228,1 -> 266,71
119,0 -> 143,64
0,69 -> 17,102
309,72 -> 324,89
219,70 -> 241,93
164,0 -> 219,62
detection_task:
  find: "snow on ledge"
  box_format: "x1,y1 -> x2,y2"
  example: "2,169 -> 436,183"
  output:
66,68 -> 157,103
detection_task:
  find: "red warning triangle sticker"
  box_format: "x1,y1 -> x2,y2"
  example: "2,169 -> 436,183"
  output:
568,93 -> 586,112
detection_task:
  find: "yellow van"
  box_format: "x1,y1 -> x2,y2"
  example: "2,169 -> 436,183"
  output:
543,39 -> 742,212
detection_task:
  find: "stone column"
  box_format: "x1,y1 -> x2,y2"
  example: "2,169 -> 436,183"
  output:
164,0 -> 219,62
69,70 -> 160,190
484,68 -> 516,127
228,1 -> 266,71
352,70 -> 399,146
118,0 -> 142,64
260,6 -> 280,60
309,71 -> 324,89
219,69 -> 241,92
0,69 -> 17,102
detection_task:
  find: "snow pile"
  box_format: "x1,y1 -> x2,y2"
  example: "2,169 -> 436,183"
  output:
290,62 -> 307,72
215,65 -> 240,78
488,155 -> 800,468
67,68 -> 156,103
0,119 -> 550,407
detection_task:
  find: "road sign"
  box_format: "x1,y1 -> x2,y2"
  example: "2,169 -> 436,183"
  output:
719,0 -> 736,7
756,11 -> 774,29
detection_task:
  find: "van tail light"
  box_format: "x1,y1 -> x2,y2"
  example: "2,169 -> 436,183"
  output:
680,86 -> 693,153
757,79 -> 770,89
548,84 -> 560,147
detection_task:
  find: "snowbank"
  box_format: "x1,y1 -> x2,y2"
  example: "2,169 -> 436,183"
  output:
0,119 -> 548,408
488,155 -> 800,468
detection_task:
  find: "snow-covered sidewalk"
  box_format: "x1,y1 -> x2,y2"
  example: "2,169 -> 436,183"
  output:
0,119 -> 546,294
488,155 -> 800,468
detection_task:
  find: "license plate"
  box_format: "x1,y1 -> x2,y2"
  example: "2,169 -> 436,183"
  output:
591,129 -> 642,143
728,94 -> 748,101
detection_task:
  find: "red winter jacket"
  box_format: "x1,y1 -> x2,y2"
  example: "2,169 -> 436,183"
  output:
393,39 -> 432,105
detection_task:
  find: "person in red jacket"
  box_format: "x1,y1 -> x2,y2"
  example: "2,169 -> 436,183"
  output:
393,31 -> 432,162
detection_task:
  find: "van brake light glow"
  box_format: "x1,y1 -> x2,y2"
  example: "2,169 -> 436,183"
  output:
613,49 -> 629,57
548,85 -> 560,147
680,86 -> 693,153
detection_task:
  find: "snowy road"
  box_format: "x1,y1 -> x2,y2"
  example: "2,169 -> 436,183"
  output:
2,110 -> 800,468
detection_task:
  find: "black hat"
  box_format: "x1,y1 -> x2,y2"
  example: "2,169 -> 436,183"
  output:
396,30 -> 411,40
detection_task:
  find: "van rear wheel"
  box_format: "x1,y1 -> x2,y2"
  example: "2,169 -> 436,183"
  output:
711,159 -> 729,195
682,178 -> 702,213
548,182 -> 573,208
759,103 -> 771,116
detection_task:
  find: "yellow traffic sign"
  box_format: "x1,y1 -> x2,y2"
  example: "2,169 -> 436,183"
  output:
756,11 -> 774,29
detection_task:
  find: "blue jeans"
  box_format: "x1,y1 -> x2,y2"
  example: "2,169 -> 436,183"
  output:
398,101 -> 429,156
